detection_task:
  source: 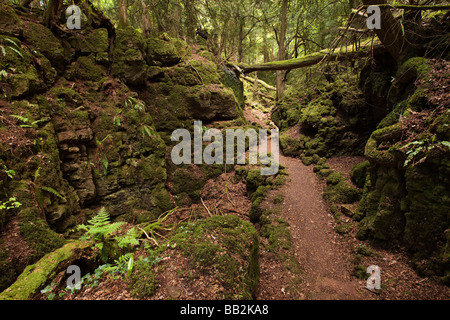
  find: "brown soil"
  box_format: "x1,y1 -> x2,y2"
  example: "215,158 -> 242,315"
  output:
256,150 -> 370,300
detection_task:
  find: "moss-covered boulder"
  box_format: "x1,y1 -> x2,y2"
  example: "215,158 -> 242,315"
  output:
0,36 -> 57,98
64,55 -> 105,82
112,27 -> 148,86
0,2 -> 24,37
272,71 -> 373,159
147,36 -> 189,67
164,215 -> 260,299
22,21 -> 66,73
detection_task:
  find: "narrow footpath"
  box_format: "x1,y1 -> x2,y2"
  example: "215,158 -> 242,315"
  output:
248,108 -> 370,300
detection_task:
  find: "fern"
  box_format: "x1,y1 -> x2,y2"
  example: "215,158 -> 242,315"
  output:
116,227 -> 140,249
41,186 -> 66,200
77,207 -> 124,242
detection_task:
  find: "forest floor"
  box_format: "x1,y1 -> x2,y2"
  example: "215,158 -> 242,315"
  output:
246,106 -> 450,300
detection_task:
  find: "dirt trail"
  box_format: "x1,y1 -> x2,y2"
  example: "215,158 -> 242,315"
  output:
247,108 -> 370,300
272,153 -> 368,299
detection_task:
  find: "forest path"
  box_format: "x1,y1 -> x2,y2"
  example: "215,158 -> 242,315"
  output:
245,107 -> 370,300
267,153 -> 368,299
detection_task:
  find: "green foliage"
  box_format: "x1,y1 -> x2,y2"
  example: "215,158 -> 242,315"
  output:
40,186 -> 65,201
0,197 -> 22,211
125,96 -> 145,112
401,138 -> 450,167
0,37 -> 23,59
77,207 -> 124,243
9,114 -> 49,128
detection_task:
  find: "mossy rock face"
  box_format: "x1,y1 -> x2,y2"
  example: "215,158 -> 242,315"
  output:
0,36 -> 56,98
65,56 -> 103,81
171,166 -> 206,202
187,85 -> 239,121
273,71 -> 372,159
356,166 -> 406,243
65,55 -> 105,82
350,161 -> 370,188
146,36 -> 189,67
68,28 -> 109,54
0,241 -> 92,300
112,27 -> 148,86
166,215 -> 260,299
222,66 -> 244,108
0,2 -> 24,36
387,57 -> 431,107
364,123 -> 403,167
403,160 -> 450,277
22,21 -> 66,73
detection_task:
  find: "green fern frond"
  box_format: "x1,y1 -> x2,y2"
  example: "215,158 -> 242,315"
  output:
116,227 -> 141,249
78,207 -> 125,242
41,186 -> 66,200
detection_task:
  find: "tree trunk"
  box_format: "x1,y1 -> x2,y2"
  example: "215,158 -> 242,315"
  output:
44,0 -> 63,30
141,0 -> 153,37
118,0 -> 128,28
360,0 -> 407,63
184,0 -> 197,41
238,19 -> 244,63
276,0 -> 288,100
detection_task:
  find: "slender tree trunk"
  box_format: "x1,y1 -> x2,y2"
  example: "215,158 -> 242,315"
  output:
141,0 -> 153,37
238,19 -> 244,63
118,0 -> 128,28
276,0 -> 288,100
263,24 -> 269,63
44,0 -> 63,29
184,0 -> 197,41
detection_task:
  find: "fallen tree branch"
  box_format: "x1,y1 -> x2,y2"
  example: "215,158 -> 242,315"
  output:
241,75 -> 277,91
237,42 -> 385,73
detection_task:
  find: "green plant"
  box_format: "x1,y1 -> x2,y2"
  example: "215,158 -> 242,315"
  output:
77,207 -> 125,262
0,37 -> 23,59
40,186 -> 66,201
9,115 -> 49,128
3,164 -> 15,179
0,197 -> 22,210
402,137 -> 450,167
77,207 -> 124,243
125,96 -> 145,112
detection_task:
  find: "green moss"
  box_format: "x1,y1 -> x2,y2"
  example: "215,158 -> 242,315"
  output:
18,208 -> 65,261
0,2 -> 24,36
350,161 -> 370,188
65,55 -> 104,82
147,36 -> 189,66
323,180 -> 362,204
245,169 -> 265,195
171,167 -> 205,202
22,21 -> 66,72
167,215 -> 260,299
398,57 -> 432,81
260,218 -> 291,252
128,260 -> 158,298
68,28 -> 109,54
326,172 -> 343,185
